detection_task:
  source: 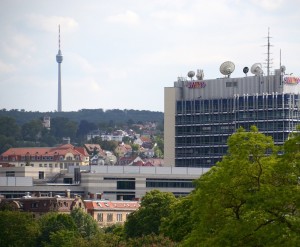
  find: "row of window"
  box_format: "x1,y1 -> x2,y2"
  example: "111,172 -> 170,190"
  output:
2,155 -> 81,162
176,110 -> 300,125
176,94 -> 300,114
175,157 -> 220,168
97,212 -> 129,222
176,122 -> 297,136
146,181 -> 194,188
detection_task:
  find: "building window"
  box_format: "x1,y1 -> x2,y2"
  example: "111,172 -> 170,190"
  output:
39,164 -> 42,167
107,213 -> 113,222
66,156 -> 73,161
3,156 -> 8,161
97,213 -> 103,222
60,163 -> 63,168
44,164 -> 47,167
117,213 -> 123,222
226,81 -> 238,87
21,156 -> 25,161
39,171 -> 44,179
6,171 -> 15,177
31,156 -> 35,161
117,181 -> 135,190
49,164 -> 53,168
31,202 -> 38,208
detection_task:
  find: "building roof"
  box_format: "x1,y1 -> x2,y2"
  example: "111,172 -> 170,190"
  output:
85,200 -> 140,211
1,144 -> 86,157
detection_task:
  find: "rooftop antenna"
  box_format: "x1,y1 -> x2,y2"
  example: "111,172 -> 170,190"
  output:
219,61 -> 235,78
187,71 -> 195,80
264,27 -> 273,76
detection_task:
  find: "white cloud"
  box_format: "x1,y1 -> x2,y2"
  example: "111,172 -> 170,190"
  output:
0,60 -> 16,73
251,0 -> 284,10
68,53 -> 97,74
26,14 -> 79,33
106,10 -> 140,26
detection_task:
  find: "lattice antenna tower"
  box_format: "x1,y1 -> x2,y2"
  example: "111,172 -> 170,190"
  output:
263,27 -> 273,77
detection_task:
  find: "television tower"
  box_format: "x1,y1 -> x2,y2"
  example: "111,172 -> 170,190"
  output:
56,25 -> 63,112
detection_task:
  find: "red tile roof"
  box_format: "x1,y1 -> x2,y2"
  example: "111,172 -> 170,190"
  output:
0,144 -> 89,162
84,200 -> 140,211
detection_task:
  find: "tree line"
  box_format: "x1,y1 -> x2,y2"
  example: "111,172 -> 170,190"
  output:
0,109 -> 163,126
1,126 -> 300,246
0,113 -> 164,156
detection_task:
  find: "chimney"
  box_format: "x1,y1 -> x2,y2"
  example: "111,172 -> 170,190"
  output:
65,189 -> 71,198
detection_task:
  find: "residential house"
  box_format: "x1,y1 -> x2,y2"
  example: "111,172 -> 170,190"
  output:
85,200 -> 140,227
0,191 -> 85,218
114,143 -> 132,157
0,144 -> 90,169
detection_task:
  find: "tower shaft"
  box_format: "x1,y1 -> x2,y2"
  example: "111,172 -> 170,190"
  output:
57,63 -> 62,112
56,25 -> 63,112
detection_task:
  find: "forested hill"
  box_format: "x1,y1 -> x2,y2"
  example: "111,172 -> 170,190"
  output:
0,109 -> 164,125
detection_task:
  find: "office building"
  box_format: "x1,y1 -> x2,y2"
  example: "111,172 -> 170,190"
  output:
164,62 -> 300,167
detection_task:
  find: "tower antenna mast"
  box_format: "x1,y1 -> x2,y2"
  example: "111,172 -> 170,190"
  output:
263,27 -> 273,91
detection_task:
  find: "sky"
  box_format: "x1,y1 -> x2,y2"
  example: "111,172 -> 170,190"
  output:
0,0 -> 299,113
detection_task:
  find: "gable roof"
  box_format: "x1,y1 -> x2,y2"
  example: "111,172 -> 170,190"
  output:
85,200 -> 140,211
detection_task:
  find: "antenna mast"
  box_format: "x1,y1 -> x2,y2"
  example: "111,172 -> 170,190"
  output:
264,28 -> 273,76
58,25 -> 61,50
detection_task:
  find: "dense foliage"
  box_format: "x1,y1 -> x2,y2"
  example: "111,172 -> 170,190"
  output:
0,108 -> 164,154
1,126 -> 300,246
0,108 -> 163,126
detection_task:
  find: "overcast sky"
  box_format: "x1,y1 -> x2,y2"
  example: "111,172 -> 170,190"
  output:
0,0 -> 299,113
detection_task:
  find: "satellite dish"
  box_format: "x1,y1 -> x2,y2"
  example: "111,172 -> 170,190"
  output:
251,63 -> 263,76
220,61 -> 235,77
196,69 -> 204,80
187,71 -> 195,80
280,65 -> 286,73
243,67 -> 249,76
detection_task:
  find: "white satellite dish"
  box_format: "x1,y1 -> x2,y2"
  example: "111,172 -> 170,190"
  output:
196,69 -> 204,80
250,63 -> 263,76
187,71 -> 195,80
280,65 -> 286,73
220,61 -> 235,77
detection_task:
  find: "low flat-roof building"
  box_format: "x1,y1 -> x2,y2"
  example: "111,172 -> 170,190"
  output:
0,165 -> 209,200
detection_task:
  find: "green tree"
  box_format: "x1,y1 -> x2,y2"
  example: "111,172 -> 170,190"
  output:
76,120 -> 97,139
126,233 -> 177,247
124,190 -> 176,238
50,117 -> 78,141
0,134 -> 16,153
70,208 -> 99,239
160,195 -> 193,242
0,116 -> 20,138
37,213 -> 78,246
21,119 -> 44,142
0,211 -> 39,247
88,232 -> 125,247
183,126 -> 300,247
131,143 -> 139,152
44,230 -> 87,247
